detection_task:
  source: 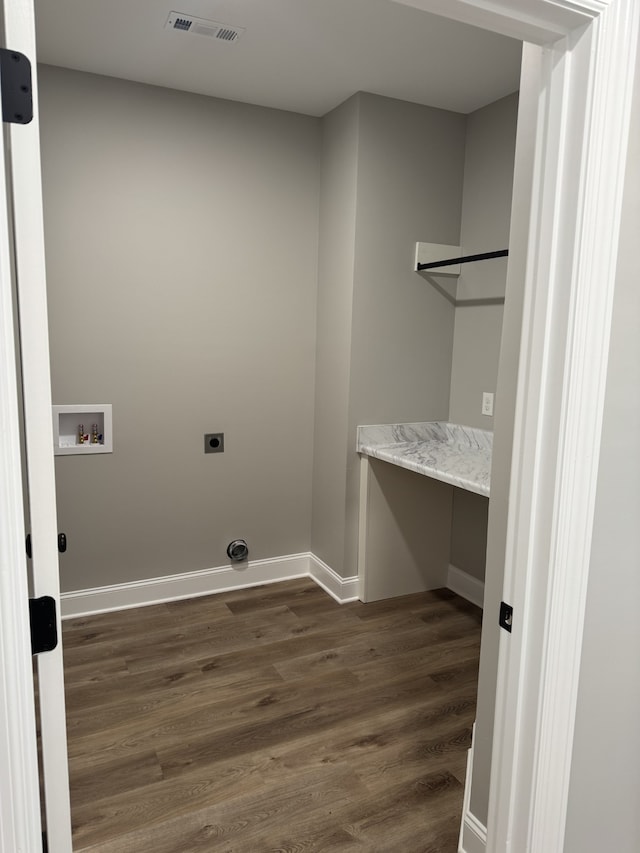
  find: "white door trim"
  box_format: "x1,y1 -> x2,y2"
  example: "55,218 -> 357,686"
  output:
0,61 -> 42,853
395,0 -> 639,851
393,0 -> 603,43
2,0 -> 73,849
489,3 -> 639,850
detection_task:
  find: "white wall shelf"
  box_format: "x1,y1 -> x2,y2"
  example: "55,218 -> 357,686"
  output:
52,404 -> 112,455
415,242 -> 462,276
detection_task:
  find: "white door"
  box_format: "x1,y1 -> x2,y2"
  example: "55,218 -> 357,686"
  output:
0,77 -> 43,853
1,0 -> 73,850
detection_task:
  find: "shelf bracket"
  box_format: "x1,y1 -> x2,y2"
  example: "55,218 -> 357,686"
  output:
415,242 -> 462,276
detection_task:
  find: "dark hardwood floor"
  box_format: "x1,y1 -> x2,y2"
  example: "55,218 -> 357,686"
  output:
61,579 -> 482,852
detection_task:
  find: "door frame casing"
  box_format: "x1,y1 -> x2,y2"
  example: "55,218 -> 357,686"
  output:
0,94 -> 43,853
488,4 -> 639,849
395,0 -> 639,850
1,0 -> 73,849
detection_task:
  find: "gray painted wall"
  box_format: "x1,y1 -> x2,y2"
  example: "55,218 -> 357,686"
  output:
310,96 -> 359,573
449,92 -> 518,431
363,460 -> 452,601
316,92 -> 517,590
449,304 -> 504,431
39,66 -> 321,592
312,92 -> 466,579
347,93 -> 466,577
449,490 -> 488,583
564,41 -> 640,853
349,93 -> 465,430
448,93 -> 518,583
456,94 -> 518,304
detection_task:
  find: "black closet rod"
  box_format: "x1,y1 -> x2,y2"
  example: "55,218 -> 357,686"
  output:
417,248 -> 509,271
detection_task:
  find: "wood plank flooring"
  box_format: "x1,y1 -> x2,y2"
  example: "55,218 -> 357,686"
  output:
62,579 -> 482,852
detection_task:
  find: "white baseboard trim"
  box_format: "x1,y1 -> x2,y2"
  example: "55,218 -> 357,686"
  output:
308,554 -> 359,604
61,552 -> 360,619
447,564 -> 485,609
61,553 -> 310,619
458,725 -> 487,853
460,811 -> 488,853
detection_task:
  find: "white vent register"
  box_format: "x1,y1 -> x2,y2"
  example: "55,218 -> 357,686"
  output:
165,12 -> 245,42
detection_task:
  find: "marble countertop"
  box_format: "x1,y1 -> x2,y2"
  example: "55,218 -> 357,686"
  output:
357,421 -> 492,497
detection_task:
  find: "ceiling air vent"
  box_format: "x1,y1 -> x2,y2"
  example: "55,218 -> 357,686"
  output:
165,12 -> 245,42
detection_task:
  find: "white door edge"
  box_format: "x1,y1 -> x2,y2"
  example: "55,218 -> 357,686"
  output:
0,65 -> 42,853
2,0 -> 73,849
490,2 -> 640,850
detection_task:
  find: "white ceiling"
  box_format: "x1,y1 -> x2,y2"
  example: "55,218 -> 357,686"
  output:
34,0 -> 522,117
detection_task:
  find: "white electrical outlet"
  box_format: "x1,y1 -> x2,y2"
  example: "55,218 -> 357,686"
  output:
482,392 -> 494,417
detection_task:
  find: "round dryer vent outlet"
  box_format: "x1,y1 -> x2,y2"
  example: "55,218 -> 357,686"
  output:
227,539 -> 249,562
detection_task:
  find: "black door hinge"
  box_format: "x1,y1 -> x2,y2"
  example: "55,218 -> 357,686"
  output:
499,601 -> 513,633
29,596 -> 58,655
0,48 -> 33,124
